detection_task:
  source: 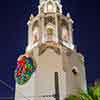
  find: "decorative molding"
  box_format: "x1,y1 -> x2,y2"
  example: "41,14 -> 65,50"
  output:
39,42 -> 60,55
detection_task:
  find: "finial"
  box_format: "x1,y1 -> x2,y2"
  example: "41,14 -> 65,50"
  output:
29,14 -> 34,20
27,14 -> 34,25
67,12 -> 71,18
67,12 -> 74,23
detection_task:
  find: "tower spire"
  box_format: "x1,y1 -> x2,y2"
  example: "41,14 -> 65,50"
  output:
39,0 -> 62,14
40,0 -> 61,3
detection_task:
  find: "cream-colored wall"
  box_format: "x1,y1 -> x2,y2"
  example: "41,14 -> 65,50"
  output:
15,47 -> 67,100
15,45 -> 87,100
62,47 -> 87,96
34,48 -> 67,100
15,74 -> 35,100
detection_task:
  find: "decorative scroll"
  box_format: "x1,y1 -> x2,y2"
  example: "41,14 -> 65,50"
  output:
15,56 -> 36,85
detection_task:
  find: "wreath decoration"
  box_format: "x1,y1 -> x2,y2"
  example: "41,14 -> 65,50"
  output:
15,56 -> 36,85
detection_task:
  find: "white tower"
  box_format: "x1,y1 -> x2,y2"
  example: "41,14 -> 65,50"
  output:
15,0 -> 87,100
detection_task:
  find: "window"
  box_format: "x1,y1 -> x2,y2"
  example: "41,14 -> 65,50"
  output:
47,2 -> 53,12
72,66 -> 79,75
32,27 -> 39,43
62,27 -> 69,41
47,28 -> 53,41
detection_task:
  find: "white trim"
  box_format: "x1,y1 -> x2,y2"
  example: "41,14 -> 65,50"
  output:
62,41 -> 74,50
26,42 -> 39,53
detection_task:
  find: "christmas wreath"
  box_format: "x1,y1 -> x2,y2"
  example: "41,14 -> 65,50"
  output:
15,56 -> 36,85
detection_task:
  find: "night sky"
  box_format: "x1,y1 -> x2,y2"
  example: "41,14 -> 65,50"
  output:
0,0 -> 100,99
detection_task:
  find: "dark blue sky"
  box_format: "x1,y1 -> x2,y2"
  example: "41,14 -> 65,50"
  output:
0,0 -> 100,99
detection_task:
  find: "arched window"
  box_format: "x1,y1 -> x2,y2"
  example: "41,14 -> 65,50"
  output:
47,1 -> 53,12
45,23 -> 56,42
47,28 -> 53,41
62,27 -> 69,41
40,5 -> 44,13
32,27 -> 39,43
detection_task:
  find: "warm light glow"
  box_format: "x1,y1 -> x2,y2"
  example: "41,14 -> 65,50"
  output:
32,27 -> 39,42
48,4 -> 53,12
62,27 -> 69,41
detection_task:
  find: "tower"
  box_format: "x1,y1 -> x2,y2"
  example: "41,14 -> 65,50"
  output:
15,0 -> 87,100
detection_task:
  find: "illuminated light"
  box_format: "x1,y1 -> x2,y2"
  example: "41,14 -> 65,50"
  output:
48,4 -> 53,12
26,42 -> 39,52
62,41 -> 74,50
32,42 -> 38,48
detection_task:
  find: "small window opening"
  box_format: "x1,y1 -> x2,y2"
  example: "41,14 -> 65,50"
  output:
72,66 -> 78,75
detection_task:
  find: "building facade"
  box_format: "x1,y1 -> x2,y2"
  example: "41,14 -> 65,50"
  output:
15,0 -> 87,100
